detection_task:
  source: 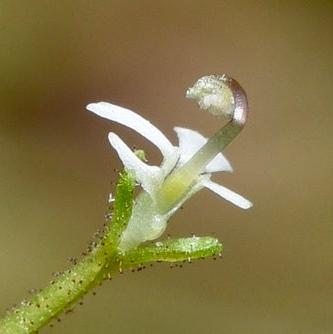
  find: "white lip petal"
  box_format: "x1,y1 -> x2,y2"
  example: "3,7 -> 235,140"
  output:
87,102 -> 175,158
201,179 -> 253,209
108,132 -> 163,196
174,127 -> 233,173
205,154 -> 233,173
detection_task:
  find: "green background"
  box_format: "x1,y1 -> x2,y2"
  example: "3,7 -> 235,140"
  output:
1,1 -> 332,333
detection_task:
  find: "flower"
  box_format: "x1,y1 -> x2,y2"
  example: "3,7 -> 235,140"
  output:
87,75 -> 252,251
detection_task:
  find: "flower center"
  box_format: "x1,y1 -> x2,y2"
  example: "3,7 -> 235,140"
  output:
156,74 -> 248,214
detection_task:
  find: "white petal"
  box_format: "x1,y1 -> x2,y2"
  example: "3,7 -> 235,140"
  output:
201,179 -> 253,209
174,127 -> 205,165
108,132 -> 163,196
159,148 -> 180,178
174,127 -> 233,173
205,154 -> 233,173
87,102 -> 175,158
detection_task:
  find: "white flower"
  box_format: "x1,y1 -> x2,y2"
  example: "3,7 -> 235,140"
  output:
87,75 -> 252,251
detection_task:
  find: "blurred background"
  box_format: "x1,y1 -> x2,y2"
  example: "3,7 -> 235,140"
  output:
1,1 -> 332,333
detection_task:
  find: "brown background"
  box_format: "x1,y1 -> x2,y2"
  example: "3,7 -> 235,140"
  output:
1,1 -> 332,333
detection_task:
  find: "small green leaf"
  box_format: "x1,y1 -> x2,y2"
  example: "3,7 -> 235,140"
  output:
123,236 -> 222,266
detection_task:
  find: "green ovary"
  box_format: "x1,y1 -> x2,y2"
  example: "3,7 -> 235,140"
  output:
157,170 -> 196,214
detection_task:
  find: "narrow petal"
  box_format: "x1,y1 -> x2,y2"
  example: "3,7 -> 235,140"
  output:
201,179 -> 253,209
108,132 -> 163,196
174,127 -> 233,173
87,102 -> 175,158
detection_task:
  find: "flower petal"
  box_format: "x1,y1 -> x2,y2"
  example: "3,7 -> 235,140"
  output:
108,132 -> 163,196
87,102 -> 175,158
174,127 -> 233,173
201,179 -> 253,209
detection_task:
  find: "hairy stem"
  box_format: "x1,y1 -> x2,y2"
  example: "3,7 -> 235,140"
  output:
0,170 -> 223,333
0,236 -> 222,333
0,245 -> 119,333
0,171 -> 136,333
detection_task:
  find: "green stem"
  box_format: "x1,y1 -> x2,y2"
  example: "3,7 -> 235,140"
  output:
0,171 -> 136,333
0,169 -> 223,333
0,236 -> 222,333
0,245 -> 119,333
